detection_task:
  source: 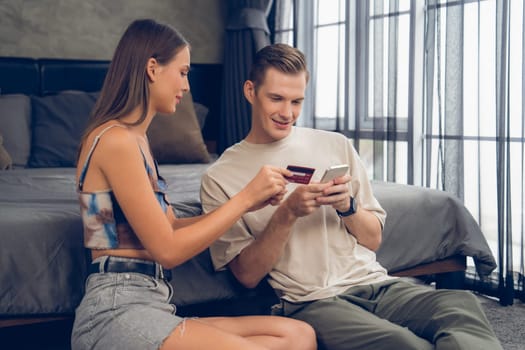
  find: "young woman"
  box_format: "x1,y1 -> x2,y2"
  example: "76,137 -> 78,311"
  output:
71,19 -> 317,350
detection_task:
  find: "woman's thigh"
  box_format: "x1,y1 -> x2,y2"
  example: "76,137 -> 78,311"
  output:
162,315 -> 316,350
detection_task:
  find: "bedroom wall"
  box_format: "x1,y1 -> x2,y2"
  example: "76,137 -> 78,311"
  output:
0,0 -> 226,63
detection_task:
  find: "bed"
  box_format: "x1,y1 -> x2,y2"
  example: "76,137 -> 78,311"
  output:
0,57 -> 497,327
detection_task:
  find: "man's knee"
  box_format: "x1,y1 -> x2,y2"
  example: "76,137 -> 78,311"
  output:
436,290 -> 487,321
435,289 -> 476,303
432,291 -> 502,349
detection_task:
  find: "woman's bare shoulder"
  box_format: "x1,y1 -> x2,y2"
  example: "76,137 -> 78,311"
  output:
79,123 -> 140,168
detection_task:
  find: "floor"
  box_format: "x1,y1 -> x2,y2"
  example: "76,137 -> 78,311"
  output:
0,318 -> 73,350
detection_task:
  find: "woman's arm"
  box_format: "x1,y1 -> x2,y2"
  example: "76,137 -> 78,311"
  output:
166,207 -> 203,229
97,129 -> 289,269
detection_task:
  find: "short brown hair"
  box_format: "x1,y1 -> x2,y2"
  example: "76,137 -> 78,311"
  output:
249,43 -> 309,90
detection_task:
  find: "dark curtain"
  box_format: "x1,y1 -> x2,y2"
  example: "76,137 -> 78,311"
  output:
218,0 -> 273,153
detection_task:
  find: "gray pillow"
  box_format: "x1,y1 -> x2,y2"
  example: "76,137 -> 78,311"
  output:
0,94 -> 32,167
0,134 -> 13,169
147,91 -> 211,164
28,91 -> 98,167
193,102 -> 209,130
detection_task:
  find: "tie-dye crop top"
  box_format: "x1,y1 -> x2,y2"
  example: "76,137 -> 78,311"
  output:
77,124 -> 170,249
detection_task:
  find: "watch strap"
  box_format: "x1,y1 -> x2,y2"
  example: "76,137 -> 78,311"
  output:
337,196 -> 357,217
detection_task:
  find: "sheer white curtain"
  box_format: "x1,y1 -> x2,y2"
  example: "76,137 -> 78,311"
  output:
424,0 -> 524,305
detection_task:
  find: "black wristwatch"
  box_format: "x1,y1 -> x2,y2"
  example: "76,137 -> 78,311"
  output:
336,196 -> 357,217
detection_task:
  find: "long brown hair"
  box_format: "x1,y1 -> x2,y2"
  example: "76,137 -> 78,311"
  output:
79,19 -> 188,153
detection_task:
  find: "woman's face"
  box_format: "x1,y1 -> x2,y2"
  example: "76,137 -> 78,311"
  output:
150,46 -> 191,115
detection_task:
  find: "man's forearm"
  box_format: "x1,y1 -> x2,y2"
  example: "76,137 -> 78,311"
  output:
341,208 -> 382,251
229,205 -> 297,288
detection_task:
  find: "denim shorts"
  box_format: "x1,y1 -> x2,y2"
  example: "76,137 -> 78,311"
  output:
71,256 -> 184,350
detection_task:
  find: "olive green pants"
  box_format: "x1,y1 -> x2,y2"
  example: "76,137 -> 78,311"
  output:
280,280 -> 502,350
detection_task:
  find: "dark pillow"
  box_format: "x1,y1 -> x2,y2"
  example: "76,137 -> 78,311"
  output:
28,91 -> 98,167
148,91 -> 211,164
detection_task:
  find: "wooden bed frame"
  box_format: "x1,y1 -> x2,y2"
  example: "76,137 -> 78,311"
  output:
391,255 -> 466,289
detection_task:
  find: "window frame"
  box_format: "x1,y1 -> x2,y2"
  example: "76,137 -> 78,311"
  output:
287,0 -> 421,183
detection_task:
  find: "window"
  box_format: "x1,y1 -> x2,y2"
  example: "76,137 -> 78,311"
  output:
276,0 -> 417,183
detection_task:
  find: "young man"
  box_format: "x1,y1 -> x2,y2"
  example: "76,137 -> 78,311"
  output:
200,43 -> 502,350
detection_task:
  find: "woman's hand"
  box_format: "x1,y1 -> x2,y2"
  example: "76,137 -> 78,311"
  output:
241,165 -> 291,212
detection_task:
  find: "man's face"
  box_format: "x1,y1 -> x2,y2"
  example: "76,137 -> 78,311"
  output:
244,67 -> 307,144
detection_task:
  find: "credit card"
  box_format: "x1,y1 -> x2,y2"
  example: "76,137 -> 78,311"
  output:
285,165 -> 315,184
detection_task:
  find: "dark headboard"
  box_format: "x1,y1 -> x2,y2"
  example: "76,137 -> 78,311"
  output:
0,57 -> 222,144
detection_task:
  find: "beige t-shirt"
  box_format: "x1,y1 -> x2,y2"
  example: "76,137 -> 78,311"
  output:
201,127 -> 395,302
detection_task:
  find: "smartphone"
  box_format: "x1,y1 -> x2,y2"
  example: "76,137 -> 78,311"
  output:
319,164 -> 349,183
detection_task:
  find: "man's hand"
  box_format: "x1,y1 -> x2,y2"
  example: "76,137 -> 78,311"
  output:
315,174 -> 352,212
282,181 -> 333,218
